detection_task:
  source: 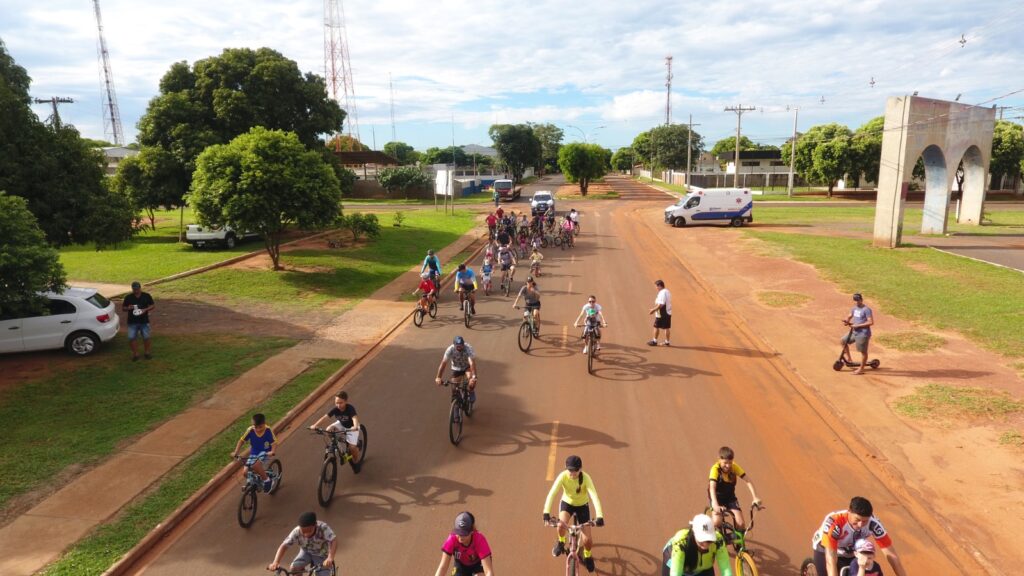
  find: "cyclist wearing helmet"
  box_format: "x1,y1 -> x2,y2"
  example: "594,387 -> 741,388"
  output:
661,513 -> 732,576
512,276 -> 541,335
436,336 -> 478,396
454,264 -> 478,315
573,295 -> 608,355
543,455 -> 604,573
422,249 -> 442,283
497,245 -> 517,282
434,511 -> 495,576
268,511 -> 337,575
418,272 -> 438,311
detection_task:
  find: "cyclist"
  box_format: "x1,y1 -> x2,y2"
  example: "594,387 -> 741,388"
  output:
231,413 -> 276,492
496,225 -> 512,249
309,390 -> 363,473
529,246 -> 544,276
708,446 -> 762,551
435,336 -> 478,403
661,513 -> 733,576
542,455 -> 604,573
421,249 -> 442,283
485,212 -> 498,240
810,497 -> 907,576
416,272 -> 438,313
454,263 -> 478,315
512,276 -> 541,335
268,511 -> 337,576
559,215 -> 575,246
433,511 -> 495,576
848,539 -> 884,575
569,208 -> 580,233
481,258 -> 494,294
573,295 -> 607,355
518,212 -> 530,234
497,245 -> 518,285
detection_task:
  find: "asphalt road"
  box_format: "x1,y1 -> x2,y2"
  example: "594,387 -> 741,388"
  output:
138,199 -> 967,575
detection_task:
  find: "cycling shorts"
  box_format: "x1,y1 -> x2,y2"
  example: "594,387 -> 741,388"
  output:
500,262 -> 513,271
525,302 -> 541,311
559,501 -> 591,524
453,562 -> 484,576
459,283 -> 475,293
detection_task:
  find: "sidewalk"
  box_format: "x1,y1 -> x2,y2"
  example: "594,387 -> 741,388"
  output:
0,228 -> 485,576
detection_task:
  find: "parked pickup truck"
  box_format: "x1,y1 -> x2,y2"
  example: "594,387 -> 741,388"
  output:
185,224 -> 259,249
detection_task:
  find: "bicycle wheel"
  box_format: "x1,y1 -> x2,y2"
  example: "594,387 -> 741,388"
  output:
317,456 -> 337,507
800,558 -> 818,576
567,554 -> 577,576
267,459 -> 282,494
413,307 -> 424,327
463,302 -> 471,328
503,278 -> 511,297
356,424 -> 368,463
428,300 -> 437,318
237,486 -> 257,527
518,321 -> 533,352
735,551 -> 759,576
541,236 -> 548,248
449,399 -> 463,445
587,334 -> 595,374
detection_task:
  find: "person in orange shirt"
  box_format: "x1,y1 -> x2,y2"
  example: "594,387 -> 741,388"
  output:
810,497 -> 907,576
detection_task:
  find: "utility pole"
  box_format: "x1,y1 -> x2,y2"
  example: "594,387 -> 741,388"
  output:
787,107 -> 799,197
724,104 -> 756,187
686,114 -> 701,190
33,96 -> 74,126
664,56 -> 673,125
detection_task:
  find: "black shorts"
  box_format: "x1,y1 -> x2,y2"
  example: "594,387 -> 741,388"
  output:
709,496 -> 741,512
654,313 -> 672,329
452,368 -> 469,379
500,262 -> 513,271
559,501 -> 591,524
453,561 -> 485,576
459,284 -> 475,293
526,302 -> 541,311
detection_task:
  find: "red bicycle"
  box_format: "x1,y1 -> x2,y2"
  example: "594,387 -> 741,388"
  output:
546,516 -> 598,576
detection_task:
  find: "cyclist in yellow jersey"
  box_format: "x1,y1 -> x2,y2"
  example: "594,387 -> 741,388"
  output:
708,446 -> 763,551
542,455 -> 604,573
661,514 -> 733,576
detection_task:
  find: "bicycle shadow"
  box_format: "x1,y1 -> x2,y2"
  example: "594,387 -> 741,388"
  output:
383,474 -> 494,507
747,540 -> 804,576
456,420 -> 630,457
590,543 -> 662,576
329,491 -> 412,524
588,345 -> 720,382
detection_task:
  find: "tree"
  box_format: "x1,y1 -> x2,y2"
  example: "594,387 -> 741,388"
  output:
318,148 -> 357,197
489,124 -> 542,183
422,146 -> 468,166
0,192 -> 66,318
327,134 -> 369,152
529,122 -> 564,174
990,120 -> 1024,190
383,141 -> 419,165
850,116 -> 884,188
630,131 -> 653,168
781,123 -> 852,196
709,135 -> 760,158
811,138 -> 853,197
137,47 -> 345,200
112,146 -> 186,230
558,143 -> 607,196
649,124 -> 705,170
611,147 -> 634,171
189,127 -> 342,270
377,166 -> 432,199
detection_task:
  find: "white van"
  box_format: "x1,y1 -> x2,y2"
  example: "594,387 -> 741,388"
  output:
663,187 -> 753,227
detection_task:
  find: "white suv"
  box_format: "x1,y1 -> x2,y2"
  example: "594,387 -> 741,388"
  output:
530,191 -> 555,216
0,288 -> 120,356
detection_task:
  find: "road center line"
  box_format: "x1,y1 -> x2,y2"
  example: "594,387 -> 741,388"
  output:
561,325 -> 568,349
546,420 -> 560,481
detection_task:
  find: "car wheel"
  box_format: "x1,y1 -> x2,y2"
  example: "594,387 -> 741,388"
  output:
225,234 -> 237,249
66,331 -> 100,356
673,217 -> 686,228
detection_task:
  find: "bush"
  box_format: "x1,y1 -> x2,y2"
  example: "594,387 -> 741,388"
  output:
341,213 -> 381,241
393,211 -> 406,227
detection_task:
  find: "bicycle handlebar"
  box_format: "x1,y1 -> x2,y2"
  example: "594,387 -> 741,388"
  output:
545,519 -> 598,529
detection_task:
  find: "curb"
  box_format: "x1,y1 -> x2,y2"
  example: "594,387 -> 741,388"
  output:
103,231 -> 490,576
641,217 -> 998,574
927,246 -> 1024,275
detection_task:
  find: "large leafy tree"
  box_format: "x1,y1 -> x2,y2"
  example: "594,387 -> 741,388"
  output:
377,166 -> 432,199
649,124 -> 705,170
558,143 -> 607,196
383,141 -> 419,165
489,124 -> 542,183
189,127 -> 342,270
0,192 -> 66,318
811,138 -> 853,196
422,146 -> 468,166
709,135 -> 766,158
991,120 -> 1024,190
781,123 -> 852,196
630,131 -> 653,168
529,122 -> 564,174
112,146 -> 186,230
611,147 -> 634,171
137,47 -> 345,196
849,116 -> 884,187
0,41 -> 132,246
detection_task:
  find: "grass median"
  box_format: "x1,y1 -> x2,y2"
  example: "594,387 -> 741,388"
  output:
754,206 -> 1024,235
0,334 -> 294,512
156,210 -> 477,309
746,231 -> 1024,358
40,358 -> 344,576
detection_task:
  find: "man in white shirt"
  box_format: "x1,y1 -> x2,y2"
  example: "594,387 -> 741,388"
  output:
648,279 -> 672,346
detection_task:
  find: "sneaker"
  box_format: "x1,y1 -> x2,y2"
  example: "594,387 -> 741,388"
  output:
471,306 -> 476,315
582,345 -> 588,355
662,341 -> 671,347
351,460 -> 362,474
595,343 -> 601,351
647,339 -> 658,346
552,541 -> 566,557
144,353 -> 153,360
263,478 -> 273,492
584,556 -> 595,572
469,390 -> 476,404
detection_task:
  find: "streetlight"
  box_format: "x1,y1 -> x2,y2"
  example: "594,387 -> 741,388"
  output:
564,124 -> 605,143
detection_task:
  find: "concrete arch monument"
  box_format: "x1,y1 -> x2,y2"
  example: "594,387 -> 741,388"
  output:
873,95 -> 996,248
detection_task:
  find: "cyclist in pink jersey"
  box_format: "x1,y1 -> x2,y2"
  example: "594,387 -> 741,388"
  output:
434,511 -> 494,576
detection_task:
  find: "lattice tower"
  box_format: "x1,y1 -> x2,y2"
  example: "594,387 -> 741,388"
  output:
324,0 -> 360,148
93,0 -> 123,145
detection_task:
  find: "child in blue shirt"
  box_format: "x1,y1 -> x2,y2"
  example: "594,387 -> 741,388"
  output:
232,413 -> 277,492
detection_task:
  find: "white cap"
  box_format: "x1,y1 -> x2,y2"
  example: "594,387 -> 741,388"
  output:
690,514 -> 715,543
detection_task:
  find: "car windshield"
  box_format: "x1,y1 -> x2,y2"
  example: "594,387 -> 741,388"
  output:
86,293 -> 111,309
495,182 -> 512,191
535,194 -> 551,201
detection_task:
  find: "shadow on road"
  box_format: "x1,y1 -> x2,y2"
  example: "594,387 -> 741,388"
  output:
589,345 -> 720,382
590,542 -> 662,576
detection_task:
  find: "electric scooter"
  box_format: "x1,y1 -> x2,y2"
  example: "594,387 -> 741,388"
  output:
833,323 -> 881,371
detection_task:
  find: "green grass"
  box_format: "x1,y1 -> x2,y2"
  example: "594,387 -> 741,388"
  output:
0,334 -> 294,511
636,176 -> 687,195
999,431 -> 1024,448
893,383 -> 1023,420
40,358 -> 344,576
753,206 -> 1024,235
747,232 -> 1024,357
558,190 -> 621,200
757,290 -> 812,308
157,210 -> 477,309
754,193 -> 843,202
343,196 -> 488,205
875,331 -> 947,352
59,207 -> 254,284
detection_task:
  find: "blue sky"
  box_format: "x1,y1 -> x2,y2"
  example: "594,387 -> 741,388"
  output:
2,0 -> 1022,152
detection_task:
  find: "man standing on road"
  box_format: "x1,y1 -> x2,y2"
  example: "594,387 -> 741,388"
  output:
648,279 -> 672,346
842,293 -> 874,375
122,281 -> 155,361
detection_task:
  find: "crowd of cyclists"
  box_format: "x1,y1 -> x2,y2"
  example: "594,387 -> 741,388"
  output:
226,201 -> 911,576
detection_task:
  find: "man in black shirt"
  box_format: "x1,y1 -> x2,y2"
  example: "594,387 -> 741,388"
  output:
122,281 -> 155,361
309,391 -> 362,473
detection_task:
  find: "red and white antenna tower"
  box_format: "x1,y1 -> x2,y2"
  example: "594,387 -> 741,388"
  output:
324,0 -> 360,149
93,0 -> 123,145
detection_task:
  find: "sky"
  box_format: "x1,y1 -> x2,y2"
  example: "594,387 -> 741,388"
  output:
2,0 -> 1023,152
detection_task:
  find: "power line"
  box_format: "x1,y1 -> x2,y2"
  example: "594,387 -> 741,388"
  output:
724,104 -> 756,186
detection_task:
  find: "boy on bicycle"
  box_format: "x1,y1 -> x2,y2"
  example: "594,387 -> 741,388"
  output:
573,296 -> 608,355
543,455 -> 604,573
309,390 -> 363,473
268,511 -> 337,576
231,413 -> 276,492
481,259 -> 494,293
417,272 -> 438,312
529,247 -> 544,276
708,446 -> 763,551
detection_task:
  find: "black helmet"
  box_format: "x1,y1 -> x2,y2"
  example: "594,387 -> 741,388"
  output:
565,455 -> 582,471
427,249 -> 435,256
453,336 -> 465,346
526,276 -> 534,283
298,511 -> 317,527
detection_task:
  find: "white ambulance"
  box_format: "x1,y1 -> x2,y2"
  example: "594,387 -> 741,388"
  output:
663,187 -> 753,227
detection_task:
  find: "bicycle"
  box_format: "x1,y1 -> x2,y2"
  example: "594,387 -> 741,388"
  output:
413,296 -> 438,327
442,376 -> 474,445
707,503 -> 764,576
235,455 -> 282,528
579,319 -> 602,375
458,289 -> 474,328
799,555 -> 859,576
530,260 -> 541,277
270,562 -> 337,575
515,305 -> 539,352
546,515 -> 599,576
500,268 -> 513,297
311,426 -> 368,507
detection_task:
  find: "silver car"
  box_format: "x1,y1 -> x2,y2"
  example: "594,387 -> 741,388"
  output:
0,287 -> 120,356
